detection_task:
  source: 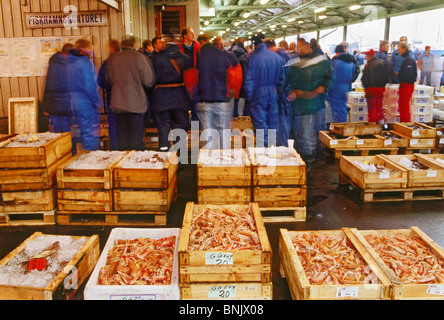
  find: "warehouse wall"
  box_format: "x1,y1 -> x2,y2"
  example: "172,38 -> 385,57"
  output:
0,0 -> 126,131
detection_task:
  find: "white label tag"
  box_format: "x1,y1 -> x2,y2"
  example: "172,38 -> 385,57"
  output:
151,137 -> 159,142
205,252 -> 233,265
330,139 -> 338,145
379,172 -> 390,179
428,140 -> 434,146
242,284 -> 260,292
411,139 -> 418,146
440,138 -> 444,144
412,130 -> 420,137
427,284 -> 444,296
356,139 -> 364,145
336,287 -> 359,298
208,285 -> 236,298
427,170 -> 437,178
110,294 -> 156,300
384,139 -> 392,146
329,124 -> 334,131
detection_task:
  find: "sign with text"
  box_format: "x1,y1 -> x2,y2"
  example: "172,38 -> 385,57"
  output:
25,11 -> 107,29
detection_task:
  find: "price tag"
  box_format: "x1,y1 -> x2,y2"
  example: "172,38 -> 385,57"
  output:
242,284 -> 259,292
428,140 -> 434,146
440,138 -> 444,144
379,172 -> 390,179
110,294 -> 156,300
330,139 -> 338,145
205,252 -> 233,265
384,139 -> 392,146
356,140 -> 364,145
427,170 -> 437,178
410,139 -> 418,146
329,124 -> 334,131
412,130 -> 420,137
427,284 -> 444,296
151,137 -> 159,142
28,258 -> 47,271
336,287 -> 359,298
208,285 -> 236,298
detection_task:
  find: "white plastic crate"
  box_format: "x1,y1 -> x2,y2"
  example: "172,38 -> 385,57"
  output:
384,115 -> 400,123
347,92 -> 366,105
385,84 -> 399,97
384,105 -> 400,116
411,104 -> 433,115
413,85 -> 434,97
84,227 -> 181,300
349,103 -> 367,114
349,112 -> 368,122
411,95 -> 433,106
411,114 -> 433,123
439,100 -> 444,111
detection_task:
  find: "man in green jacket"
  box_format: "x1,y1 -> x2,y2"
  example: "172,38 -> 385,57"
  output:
287,38 -> 331,167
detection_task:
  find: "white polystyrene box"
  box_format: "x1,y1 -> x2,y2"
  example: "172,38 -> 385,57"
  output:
84,227 -> 181,300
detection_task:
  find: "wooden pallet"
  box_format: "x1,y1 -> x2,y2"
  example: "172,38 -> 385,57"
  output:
260,206 -> 306,223
339,171 -> 444,202
56,210 -> 167,226
398,147 -> 440,155
0,209 -> 56,226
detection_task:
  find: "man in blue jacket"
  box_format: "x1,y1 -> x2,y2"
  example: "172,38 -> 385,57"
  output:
390,36 -> 414,83
67,39 -> 101,151
196,35 -> 242,149
328,44 -> 355,123
244,34 -> 285,147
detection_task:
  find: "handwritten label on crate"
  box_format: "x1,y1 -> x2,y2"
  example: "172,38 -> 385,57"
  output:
427,284 -> 444,296
384,139 -> 392,146
330,139 -> 338,145
440,138 -> 444,145
356,140 -> 364,145
205,252 -> 233,265
412,130 -> 420,137
379,171 -> 390,179
410,139 -> 418,146
336,286 -> 359,298
427,170 -> 437,178
110,294 -> 156,300
208,285 -> 237,298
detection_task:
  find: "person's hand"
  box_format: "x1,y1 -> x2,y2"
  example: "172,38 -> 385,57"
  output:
312,86 -> 326,96
287,90 -> 298,101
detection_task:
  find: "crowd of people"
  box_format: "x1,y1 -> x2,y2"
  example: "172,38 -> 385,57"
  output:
41,29 -> 441,167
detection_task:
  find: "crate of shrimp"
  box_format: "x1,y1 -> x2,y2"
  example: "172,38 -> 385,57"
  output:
339,155 -> 409,189
0,132 -> 72,169
382,154 -> 444,188
0,232 -> 100,300
84,227 -> 180,300
178,202 -> 272,285
279,228 -> 391,300
348,227 -> 444,300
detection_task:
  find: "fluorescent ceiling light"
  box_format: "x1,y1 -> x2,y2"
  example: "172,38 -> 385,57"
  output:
298,20 -> 304,24
349,5 -> 361,11
314,7 -> 326,13
233,21 -> 240,26
209,7 -> 215,14
318,15 -> 327,19
260,0 -> 269,4
270,25 -> 276,29
287,17 -> 296,22
282,25 -> 287,28
204,20 -> 210,25
243,11 -> 251,18
226,28 -> 231,31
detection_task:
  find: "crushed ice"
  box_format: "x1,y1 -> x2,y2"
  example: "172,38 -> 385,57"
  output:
199,149 -> 245,167
66,151 -> 126,170
250,147 -> 302,166
120,151 -> 172,169
3,132 -> 62,148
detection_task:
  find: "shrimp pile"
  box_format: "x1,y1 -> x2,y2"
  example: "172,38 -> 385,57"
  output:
188,206 -> 261,251
292,233 -> 379,285
98,236 -> 176,285
364,233 -> 444,284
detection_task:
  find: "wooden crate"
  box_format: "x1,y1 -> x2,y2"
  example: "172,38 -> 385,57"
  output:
113,151 -> 178,189
231,116 -> 254,131
353,134 -> 385,148
393,122 -> 436,139
436,129 -> 444,148
178,202 -> 272,284
339,155 -> 408,189
374,131 -> 409,148
180,282 -> 272,300
329,122 -> 382,136
8,97 -> 38,135
113,175 -> 177,212
253,185 -> 307,207
57,150 -> 127,190
197,149 -> 251,187
0,232 -> 100,300
319,131 -> 357,149
279,228 -> 391,300
57,210 -> 167,226
349,227 -> 444,300
197,187 -> 251,205
248,147 -> 306,186
382,154 -> 444,187
0,188 -> 56,213
0,209 -> 56,226
57,189 -> 113,212
0,132 -> 72,169
0,153 -> 71,191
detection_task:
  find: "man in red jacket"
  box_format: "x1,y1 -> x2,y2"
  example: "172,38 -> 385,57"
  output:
178,27 -> 201,123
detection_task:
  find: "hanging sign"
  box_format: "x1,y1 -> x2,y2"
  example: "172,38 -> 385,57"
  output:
24,11 -> 107,29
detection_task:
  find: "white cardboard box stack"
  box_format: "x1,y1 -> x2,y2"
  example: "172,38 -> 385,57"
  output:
347,91 -> 368,122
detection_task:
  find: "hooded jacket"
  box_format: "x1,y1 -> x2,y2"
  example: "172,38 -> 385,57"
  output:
42,52 -> 72,116
333,52 -> 360,82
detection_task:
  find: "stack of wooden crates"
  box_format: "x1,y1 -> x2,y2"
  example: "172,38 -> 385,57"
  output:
178,202 -> 273,300
0,132 -> 72,225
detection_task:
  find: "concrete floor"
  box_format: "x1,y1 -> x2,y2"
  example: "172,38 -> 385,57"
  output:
0,147 -> 443,300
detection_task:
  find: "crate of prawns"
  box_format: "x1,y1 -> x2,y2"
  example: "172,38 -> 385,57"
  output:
84,227 -> 181,300
279,228 -> 391,300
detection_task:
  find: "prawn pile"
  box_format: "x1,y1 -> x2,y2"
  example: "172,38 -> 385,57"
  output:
188,206 -> 261,251
364,233 -> 444,284
292,233 -> 380,285
98,236 -> 176,285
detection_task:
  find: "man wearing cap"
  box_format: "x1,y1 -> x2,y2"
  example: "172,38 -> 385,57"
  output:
361,49 -> 390,124
418,46 -> 435,86
328,44 -> 355,123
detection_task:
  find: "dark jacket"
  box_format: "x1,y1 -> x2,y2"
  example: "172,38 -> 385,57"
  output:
334,53 -> 360,82
361,57 -> 390,88
150,44 -> 190,112
42,52 -> 72,116
107,48 -> 155,114
397,52 -> 417,84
